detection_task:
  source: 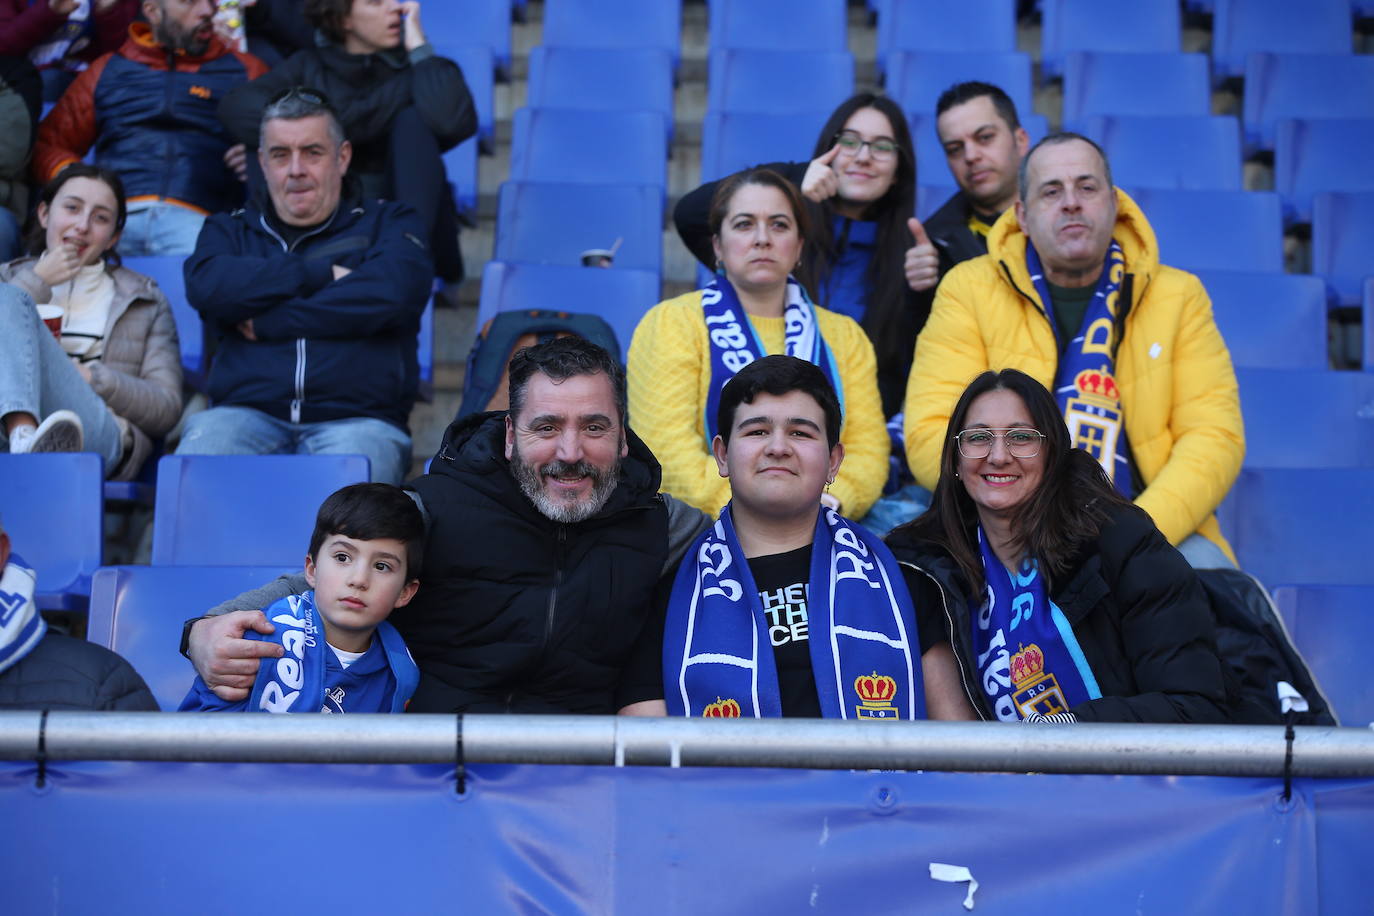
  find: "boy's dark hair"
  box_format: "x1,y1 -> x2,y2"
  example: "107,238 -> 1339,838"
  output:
507,336 -> 628,425
934,80 -> 1022,131
716,355 -> 843,448
307,483 -> 426,578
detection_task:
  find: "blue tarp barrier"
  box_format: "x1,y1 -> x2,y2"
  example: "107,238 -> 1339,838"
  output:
1,761 -> 1369,914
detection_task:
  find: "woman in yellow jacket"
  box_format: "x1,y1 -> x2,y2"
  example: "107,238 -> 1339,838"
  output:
630,168 -> 888,518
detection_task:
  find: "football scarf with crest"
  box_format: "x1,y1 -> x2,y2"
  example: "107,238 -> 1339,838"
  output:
700,274 -> 844,445
0,553 -> 45,676
1026,239 -> 1134,496
969,528 -> 1101,721
664,504 -> 924,719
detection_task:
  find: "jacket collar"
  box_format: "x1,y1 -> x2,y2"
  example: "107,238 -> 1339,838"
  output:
122,21 -> 234,67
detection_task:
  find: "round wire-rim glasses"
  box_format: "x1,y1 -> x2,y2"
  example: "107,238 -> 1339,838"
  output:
954,427 -> 1046,459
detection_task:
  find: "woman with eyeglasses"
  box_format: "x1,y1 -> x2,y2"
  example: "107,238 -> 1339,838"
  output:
629,167 -> 888,519
885,369 -> 1236,724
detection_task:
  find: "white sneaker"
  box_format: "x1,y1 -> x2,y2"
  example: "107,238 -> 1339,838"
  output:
10,410 -> 84,454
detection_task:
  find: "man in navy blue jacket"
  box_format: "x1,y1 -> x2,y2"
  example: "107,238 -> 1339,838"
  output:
176,87 -> 432,485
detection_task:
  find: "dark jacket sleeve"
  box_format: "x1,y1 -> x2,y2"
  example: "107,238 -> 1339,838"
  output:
0,0 -> 65,57
407,45 -> 476,152
100,654 -> 161,711
217,57 -> 302,147
673,160 -> 810,269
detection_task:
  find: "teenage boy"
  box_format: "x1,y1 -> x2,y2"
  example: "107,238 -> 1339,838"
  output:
181,483 -> 423,713
620,356 -> 973,720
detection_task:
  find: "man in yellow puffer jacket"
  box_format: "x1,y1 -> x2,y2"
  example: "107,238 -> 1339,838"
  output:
904,133 -> 1243,566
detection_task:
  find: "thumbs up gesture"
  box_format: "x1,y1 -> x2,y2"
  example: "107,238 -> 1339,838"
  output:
800,143 -> 842,203
904,217 -> 939,292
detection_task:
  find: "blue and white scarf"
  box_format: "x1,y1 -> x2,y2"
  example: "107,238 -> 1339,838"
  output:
1026,239 -> 1135,496
664,504 -> 924,719
246,591 -> 419,714
700,274 -> 844,444
969,528 -> 1100,721
0,553 -> 46,676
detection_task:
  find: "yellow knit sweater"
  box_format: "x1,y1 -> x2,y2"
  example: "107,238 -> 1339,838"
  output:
628,290 -> 889,517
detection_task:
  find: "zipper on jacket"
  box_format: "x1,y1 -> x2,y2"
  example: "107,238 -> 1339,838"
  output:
899,560 -> 987,720
161,49 -> 178,201
290,337 -> 306,423
543,527 -> 567,651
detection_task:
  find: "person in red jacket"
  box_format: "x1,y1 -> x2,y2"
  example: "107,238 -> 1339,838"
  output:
0,0 -> 138,101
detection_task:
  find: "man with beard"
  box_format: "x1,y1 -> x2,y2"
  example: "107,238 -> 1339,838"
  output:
32,0 -> 268,255
185,337 -> 714,714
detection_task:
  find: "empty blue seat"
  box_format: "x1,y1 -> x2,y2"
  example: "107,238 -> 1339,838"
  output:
1040,0 -> 1180,79
708,49 -> 854,115
1193,270 -> 1328,369
909,112 -> 1048,196
0,453 -> 103,611
1129,189 -> 1284,273
1072,116 -> 1241,191
1212,0 -> 1352,82
1272,585 -> 1374,726
494,181 -> 665,275
543,0 -> 682,69
1311,191 -> 1374,306
1234,368 -> 1374,468
417,294 -> 434,400
1243,54 -> 1374,153
876,0 -> 1016,76
509,108 -> 669,191
1218,468 -> 1374,589
709,0 -> 847,52
150,454 -> 370,566
699,110 -> 831,183
441,136 -> 478,216
528,47 -> 675,137
122,255 -> 204,390
478,261 -> 662,362
1061,52 -> 1211,122
434,44 -> 495,152
425,1 -> 511,78
887,51 -> 1033,125
1365,278 -> 1374,372
1274,119 -> 1374,224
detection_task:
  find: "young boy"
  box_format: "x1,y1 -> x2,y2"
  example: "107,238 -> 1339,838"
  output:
181,483 -> 424,713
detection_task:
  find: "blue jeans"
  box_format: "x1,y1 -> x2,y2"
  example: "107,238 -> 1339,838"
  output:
119,202 -> 207,257
0,285 -> 124,470
176,405 -> 412,485
1176,533 -> 1238,570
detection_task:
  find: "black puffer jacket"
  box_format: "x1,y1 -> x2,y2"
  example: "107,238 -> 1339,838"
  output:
922,189 -> 992,279
887,504 -> 1234,724
0,633 -> 158,711
403,412 -> 670,714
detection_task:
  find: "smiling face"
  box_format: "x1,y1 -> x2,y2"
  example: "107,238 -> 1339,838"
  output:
936,94 -> 1029,216
1014,138 -> 1117,287
831,106 -> 900,213
711,181 -> 804,299
713,389 -> 844,523
342,0 -> 403,54
259,114 -> 352,227
956,388 -> 1045,523
37,176 -> 122,267
305,533 -> 418,653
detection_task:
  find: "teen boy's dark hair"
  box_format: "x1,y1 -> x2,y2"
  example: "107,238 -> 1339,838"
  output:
716,355 -> 843,448
307,483 -> 426,577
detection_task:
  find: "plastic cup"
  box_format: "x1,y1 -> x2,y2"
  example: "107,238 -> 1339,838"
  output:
35,304 -> 63,340
580,249 -> 615,268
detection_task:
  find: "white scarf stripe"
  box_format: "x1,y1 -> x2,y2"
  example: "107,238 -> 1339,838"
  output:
685,653 -> 754,668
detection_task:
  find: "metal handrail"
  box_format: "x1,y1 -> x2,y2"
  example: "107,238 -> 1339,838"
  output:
2,713 -> 1373,777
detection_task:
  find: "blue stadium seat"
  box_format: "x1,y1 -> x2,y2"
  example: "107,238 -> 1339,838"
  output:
709,0 -> 847,52
1234,368 -> 1374,467
1366,278 -> 1374,372
425,1 -> 511,78
1040,0 -> 1180,79
542,0 -> 682,69
909,112 -> 1048,197
1072,116 -> 1242,191
509,108 -> 669,191
417,294 -> 434,401
1272,585 -> 1374,726
88,564 -> 296,711
1128,188 -> 1284,273
528,47 -> 675,139
434,44 -> 495,152
1217,468 -> 1374,589
876,0 -> 1016,76
150,455 -> 370,566
122,255 -> 204,390
1243,54 -> 1374,153
887,51 -> 1033,125
1311,191 -> 1374,306
478,261 -> 661,362
0,453 -> 103,611
1274,119 -> 1374,224
699,110 -> 831,183
494,181 -> 665,275
708,49 -> 854,116
1192,270 -> 1328,369
441,136 -> 478,216
1212,0 -> 1352,83
1061,52 -> 1211,122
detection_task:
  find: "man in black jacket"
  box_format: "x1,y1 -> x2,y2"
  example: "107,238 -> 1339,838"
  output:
185,338 -> 713,714
175,88 -> 432,485
923,81 -> 1030,279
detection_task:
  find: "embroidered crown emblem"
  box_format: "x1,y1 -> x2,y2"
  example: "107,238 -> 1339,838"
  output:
703,697 -> 741,718
1072,368 -> 1119,404
1010,643 -> 1045,687
854,672 -> 899,720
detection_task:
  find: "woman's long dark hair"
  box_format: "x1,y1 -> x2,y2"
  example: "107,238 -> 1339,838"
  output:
895,369 -> 1133,593
804,93 -> 924,375
25,163 -> 128,268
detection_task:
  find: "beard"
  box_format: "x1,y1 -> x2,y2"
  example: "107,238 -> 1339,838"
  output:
510,441 -> 622,524
157,17 -> 211,56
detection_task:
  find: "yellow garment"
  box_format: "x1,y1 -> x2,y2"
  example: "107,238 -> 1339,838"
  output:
629,290 -> 889,517
904,189 -> 1243,559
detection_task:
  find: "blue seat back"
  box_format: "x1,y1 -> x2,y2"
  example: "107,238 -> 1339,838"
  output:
1243,54 -> 1374,153
494,181 -> 664,275
1193,270 -> 1328,369
542,0 -> 682,66
1062,52 -> 1211,122
1272,585 -> 1374,726
123,255 -> 204,389
1129,188 -> 1284,273
888,51 -> 1033,126
1275,119 -> 1374,224
707,49 -> 854,115
441,137 -> 478,215
151,455 -> 371,566
1312,191 -> 1374,307
88,564 -> 297,711
708,0 -> 847,52
700,110 -> 831,182
0,453 -> 103,609
509,108 -> 669,190
528,47 -> 675,127
1040,0 -> 1180,78
876,0 -> 1015,74
425,2 -> 510,76
1235,368 -> 1374,468
1365,278 -> 1374,372
1212,0 -> 1352,81
1073,116 -> 1242,191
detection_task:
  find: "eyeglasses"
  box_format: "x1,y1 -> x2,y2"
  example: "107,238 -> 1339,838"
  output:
954,428 -> 1046,459
268,86 -> 334,108
833,131 -> 899,161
